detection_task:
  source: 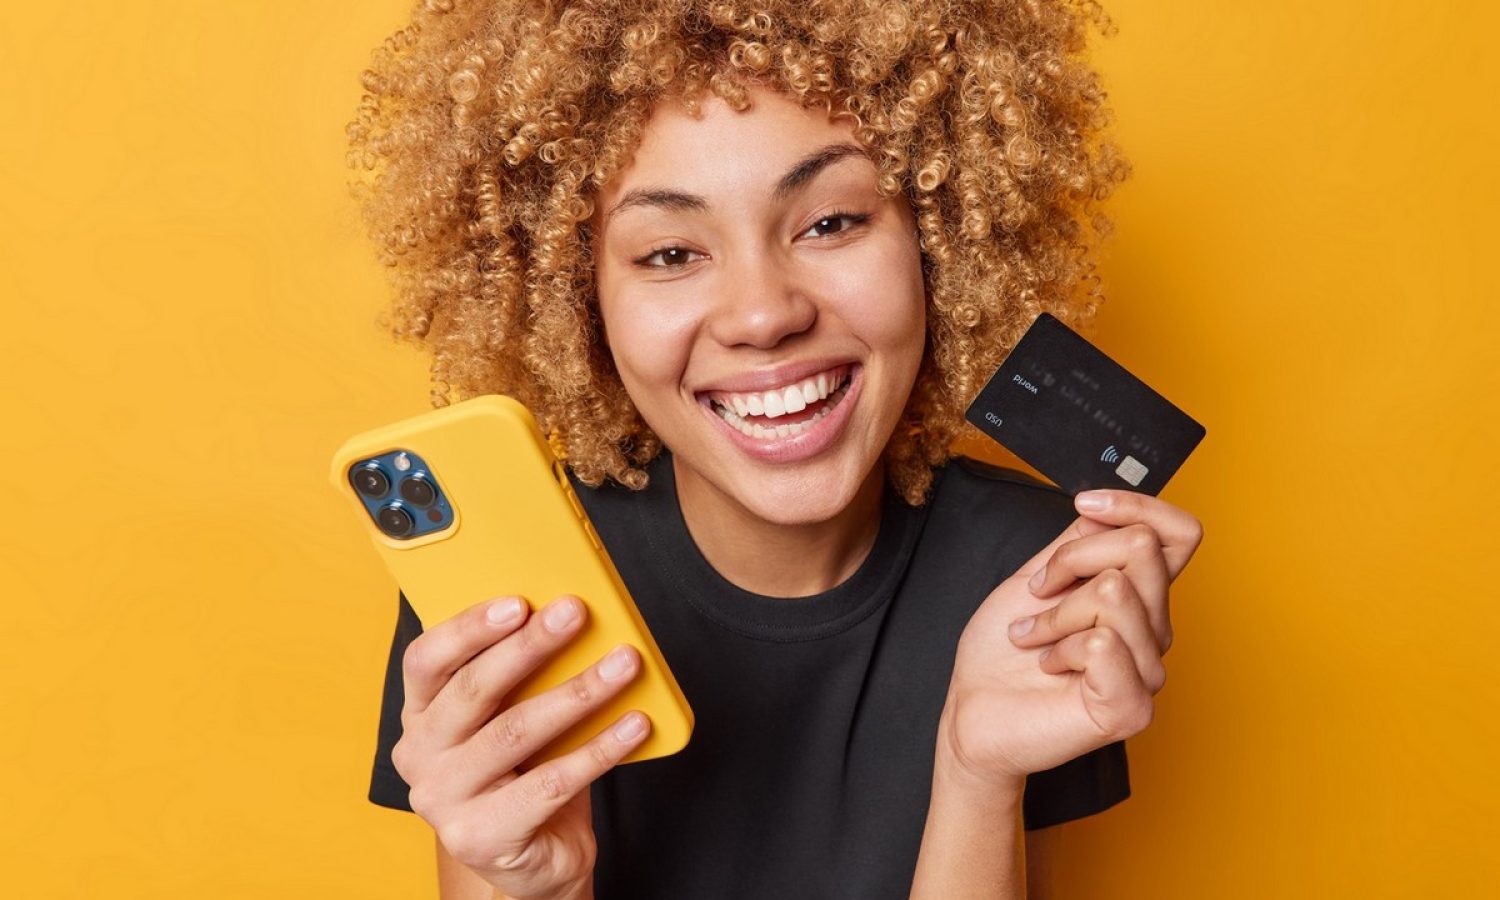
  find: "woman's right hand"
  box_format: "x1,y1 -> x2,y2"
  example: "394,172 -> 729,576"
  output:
392,594 -> 652,900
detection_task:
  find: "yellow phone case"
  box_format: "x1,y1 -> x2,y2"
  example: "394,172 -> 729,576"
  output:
329,394 -> 693,767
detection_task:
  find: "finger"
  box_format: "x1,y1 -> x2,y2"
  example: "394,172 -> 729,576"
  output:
402,595 -> 532,716
1026,523 -> 1171,653
424,595 -> 590,741
1028,522 -> 1167,600
1012,514 -> 1116,587
448,643 -> 642,797
486,710 -> 653,839
1013,570 -> 1167,692
1073,490 -> 1204,576
1039,626 -> 1156,738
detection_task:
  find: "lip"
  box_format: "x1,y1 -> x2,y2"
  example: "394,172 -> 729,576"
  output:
692,357 -> 858,395
698,363 -> 864,464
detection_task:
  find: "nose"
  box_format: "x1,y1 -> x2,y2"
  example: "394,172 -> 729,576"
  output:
706,249 -> 818,350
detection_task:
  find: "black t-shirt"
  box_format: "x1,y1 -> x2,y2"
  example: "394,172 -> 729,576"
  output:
368,452 -> 1129,898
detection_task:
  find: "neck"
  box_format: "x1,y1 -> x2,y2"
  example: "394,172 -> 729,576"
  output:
672,456 -> 886,598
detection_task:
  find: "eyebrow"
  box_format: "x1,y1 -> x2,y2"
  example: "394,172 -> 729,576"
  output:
601,142 -> 869,229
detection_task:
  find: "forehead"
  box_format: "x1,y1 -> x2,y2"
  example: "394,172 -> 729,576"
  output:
594,85 -> 868,211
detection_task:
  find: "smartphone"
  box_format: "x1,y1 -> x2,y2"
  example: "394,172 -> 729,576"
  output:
329,394 -> 693,768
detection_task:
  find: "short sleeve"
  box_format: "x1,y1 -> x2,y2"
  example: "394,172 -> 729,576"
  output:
369,591 -> 423,812
1021,740 -> 1130,830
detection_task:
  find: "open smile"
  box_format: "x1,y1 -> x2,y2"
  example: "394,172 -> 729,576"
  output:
695,363 -> 862,463
703,364 -> 852,439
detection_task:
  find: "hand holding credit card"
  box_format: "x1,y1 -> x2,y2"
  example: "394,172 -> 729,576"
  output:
964,313 -> 1205,496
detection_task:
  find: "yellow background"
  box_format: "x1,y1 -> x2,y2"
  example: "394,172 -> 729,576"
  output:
2,1 -> 1494,896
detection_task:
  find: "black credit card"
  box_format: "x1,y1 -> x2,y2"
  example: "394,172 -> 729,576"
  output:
964,313 -> 1205,496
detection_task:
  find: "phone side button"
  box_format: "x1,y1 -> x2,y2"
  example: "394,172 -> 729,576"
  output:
583,520 -> 604,551
557,480 -> 586,519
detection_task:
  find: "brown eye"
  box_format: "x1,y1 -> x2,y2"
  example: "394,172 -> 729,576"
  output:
636,246 -> 704,268
801,212 -> 869,239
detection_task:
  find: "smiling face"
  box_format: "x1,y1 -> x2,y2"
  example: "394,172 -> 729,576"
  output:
591,84 -> 927,527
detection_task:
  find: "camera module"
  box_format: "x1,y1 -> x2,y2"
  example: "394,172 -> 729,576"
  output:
376,503 -> 415,538
398,473 -> 437,508
353,463 -> 390,498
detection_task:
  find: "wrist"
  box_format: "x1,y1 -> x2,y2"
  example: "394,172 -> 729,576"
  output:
935,699 -> 1028,800
489,876 -> 593,900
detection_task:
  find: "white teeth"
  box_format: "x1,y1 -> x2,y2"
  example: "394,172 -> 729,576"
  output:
709,380 -> 851,441
709,366 -> 847,420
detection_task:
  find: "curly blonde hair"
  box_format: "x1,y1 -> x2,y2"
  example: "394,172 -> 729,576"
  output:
347,0 -> 1128,504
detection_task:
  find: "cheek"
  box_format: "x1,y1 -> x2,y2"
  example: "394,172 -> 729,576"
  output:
598,289 -> 701,401
826,250 -> 927,362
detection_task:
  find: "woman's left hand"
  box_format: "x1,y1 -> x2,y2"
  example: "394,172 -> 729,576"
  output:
940,489 -> 1204,783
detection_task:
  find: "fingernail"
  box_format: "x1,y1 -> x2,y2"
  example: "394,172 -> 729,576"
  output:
1028,566 -> 1047,592
1009,616 -> 1034,639
544,597 -> 580,632
613,712 -> 648,742
486,598 -> 525,626
1077,491 -> 1110,512
598,646 -> 635,681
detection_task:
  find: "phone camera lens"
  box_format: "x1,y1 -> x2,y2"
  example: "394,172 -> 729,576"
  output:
353,464 -> 390,498
398,474 -> 437,508
376,504 -> 415,538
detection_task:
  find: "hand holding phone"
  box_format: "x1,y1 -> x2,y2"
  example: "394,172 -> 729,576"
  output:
392,591 -> 645,898
330,395 -> 694,891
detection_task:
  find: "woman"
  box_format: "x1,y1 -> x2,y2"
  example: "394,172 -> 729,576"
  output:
350,1 -> 1203,897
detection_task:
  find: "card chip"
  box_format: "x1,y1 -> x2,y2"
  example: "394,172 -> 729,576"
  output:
1115,455 -> 1148,487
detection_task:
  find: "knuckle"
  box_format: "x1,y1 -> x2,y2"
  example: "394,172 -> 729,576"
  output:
1161,626 -> 1175,655
518,615 -> 557,660
568,673 -> 595,707
406,783 -> 435,820
389,738 -> 413,778
1094,569 -> 1130,605
1185,516 -> 1205,547
1131,698 -> 1156,733
1126,524 -> 1160,556
1040,603 -> 1065,633
534,766 -> 568,803
1084,627 -> 1120,656
1147,662 -> 1168,693
493,708 -> 528,752
450,661 -> 483,703
1050,542 -> 1076,572
437,819 -> 485,868
402,638 -> 435,681
586,738 -> 616,771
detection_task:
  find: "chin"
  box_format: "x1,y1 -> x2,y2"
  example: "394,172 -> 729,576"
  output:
700,447 -> 881,527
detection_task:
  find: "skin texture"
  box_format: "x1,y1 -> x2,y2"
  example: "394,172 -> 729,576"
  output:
590,84 -> 927,595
